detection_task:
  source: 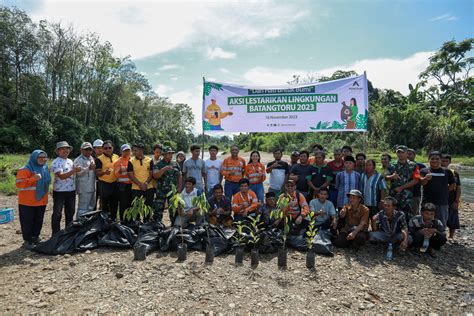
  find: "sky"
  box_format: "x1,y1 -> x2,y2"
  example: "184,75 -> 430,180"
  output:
3,0 -> 473,132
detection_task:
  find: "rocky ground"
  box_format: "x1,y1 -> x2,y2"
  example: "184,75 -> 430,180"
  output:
0,193 -> 473,314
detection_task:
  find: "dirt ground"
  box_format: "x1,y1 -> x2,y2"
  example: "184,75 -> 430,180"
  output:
0,190 -> 473,314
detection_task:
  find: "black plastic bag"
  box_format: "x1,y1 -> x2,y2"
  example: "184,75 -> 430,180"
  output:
258,229 -> 283,254
34,212 -> 109,255
311,230 -> 334,256
135,221 -> 166,254
205,225 -> 232,256
99,223 -> 138,248
286,234 -> 308,251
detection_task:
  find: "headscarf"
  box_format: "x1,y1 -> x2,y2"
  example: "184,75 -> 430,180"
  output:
24,149 -> 51,201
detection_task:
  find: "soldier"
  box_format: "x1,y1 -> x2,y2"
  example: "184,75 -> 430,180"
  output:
153,146 -> 182,223
385,145 -> 420,222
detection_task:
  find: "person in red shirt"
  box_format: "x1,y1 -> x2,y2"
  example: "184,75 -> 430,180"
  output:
327,148 -> 345,206
231,178 -> 258,222
16,150 -> 51,249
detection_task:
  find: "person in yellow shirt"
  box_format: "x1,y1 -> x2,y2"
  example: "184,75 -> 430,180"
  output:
127,143 -> 154,208
204,97 -> 233,130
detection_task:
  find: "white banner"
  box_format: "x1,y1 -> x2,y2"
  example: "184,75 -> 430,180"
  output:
202,74 -> 368,133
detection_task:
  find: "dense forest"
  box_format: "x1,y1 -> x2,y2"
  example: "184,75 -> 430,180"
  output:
1,6 -> 473,155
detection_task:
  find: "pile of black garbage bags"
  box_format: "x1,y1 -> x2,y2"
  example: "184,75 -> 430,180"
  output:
33,211 -> 334,257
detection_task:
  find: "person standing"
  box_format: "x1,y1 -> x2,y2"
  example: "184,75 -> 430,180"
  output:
441,154 -> 462,240
127,143 -> 154,208
359,159 -> 386,225
153,146 -> 182,223
419,151 -> 455,227
51,141 -> 81,235
205,145 -> 223,196
354,153 -> 366,174
176,151 -> 186,172
114,144 -> 132,220
407,148 -> 426,215
92,139 -> 104,210
221,145 -> 246,199
182,144 -> 207,194
266,148 -> 290,196
289,151 -> 300,168
16,150 -> 51,249
289,150 -> 313,200
95,140 -> 119,220
74,142 -> 96,217
307,151 -> 333,200
327,148 -> 345,207
335,156 -> 361,210
385,145 -> 420,222
244,151 -> 266,204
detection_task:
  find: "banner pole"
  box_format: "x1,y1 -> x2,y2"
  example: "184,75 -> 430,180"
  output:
201,76 -> 206,160
363,71 -> 369,153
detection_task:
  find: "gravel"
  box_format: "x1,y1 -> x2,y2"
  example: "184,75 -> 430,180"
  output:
0,194 -> 473,314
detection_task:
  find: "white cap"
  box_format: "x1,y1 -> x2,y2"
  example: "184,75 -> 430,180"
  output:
93,139 -> 104,147
121,144 -> 131,152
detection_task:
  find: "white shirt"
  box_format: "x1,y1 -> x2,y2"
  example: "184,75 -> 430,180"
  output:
181,188 -> 198,212
205,158 -> 223,191
52,157 -> 76,192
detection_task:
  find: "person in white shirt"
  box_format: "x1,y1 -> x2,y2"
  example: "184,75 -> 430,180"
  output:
174,177 -> 205,228
205,145 -> 223,196
51,141 -> 81,235
74,142 -> 96,217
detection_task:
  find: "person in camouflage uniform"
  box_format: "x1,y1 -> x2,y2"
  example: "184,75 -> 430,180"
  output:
385,145 -> 420,222
153,146 -> 182,223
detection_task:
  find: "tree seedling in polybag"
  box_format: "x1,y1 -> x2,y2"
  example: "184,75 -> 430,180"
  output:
247,215 -> 263,249
305,211 -> 319,270
192,191 -> 210,217
123,196 -> 152,223
167,184 -> 185,218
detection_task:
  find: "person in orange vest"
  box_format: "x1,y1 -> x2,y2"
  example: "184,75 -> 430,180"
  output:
231,178 -> 258,222
221,145 -> 246,199
16,150 -> 51,250
276,179 -> 310,233
127,143 -> 154,208
114,144 -> 132,220
244,151 -> 266,204
95,140 -> 119,219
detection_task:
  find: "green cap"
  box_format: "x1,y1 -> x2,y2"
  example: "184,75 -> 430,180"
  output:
162,146 -> 175,154
396,145 -> 408,152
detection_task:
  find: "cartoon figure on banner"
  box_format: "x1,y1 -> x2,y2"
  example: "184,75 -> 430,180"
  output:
204,95 -> 233,130
340,97 -> 358,129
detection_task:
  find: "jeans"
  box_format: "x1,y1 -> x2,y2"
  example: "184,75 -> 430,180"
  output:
224,181 -> 240,199
328,187 -> 338,208
52,191 -> 76,235
250,183 -> 264,204
19,204 -> 46,242
77,192 -> 96,217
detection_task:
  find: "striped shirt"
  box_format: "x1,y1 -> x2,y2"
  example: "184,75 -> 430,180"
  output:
359,172 -> 387,206
335,170 -> 360,208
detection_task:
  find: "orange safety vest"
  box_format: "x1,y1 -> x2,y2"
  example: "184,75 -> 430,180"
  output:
16,168 -> 48,206
114,156 -> 131,184
244,162 -> 266,185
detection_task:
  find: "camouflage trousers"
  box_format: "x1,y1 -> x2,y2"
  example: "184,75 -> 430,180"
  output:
153,190 -> 176,225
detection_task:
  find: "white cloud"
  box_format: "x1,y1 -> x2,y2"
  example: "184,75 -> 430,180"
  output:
429,13 -> 459,22
206,47 -> 236,60
170,76 -> 179,81
29,0 -> 313,59
243,51 -> 434,95
219,68 -> 230,74
168,85 -> 203,133
158,64 -> 179,71
155,84 -> 174,96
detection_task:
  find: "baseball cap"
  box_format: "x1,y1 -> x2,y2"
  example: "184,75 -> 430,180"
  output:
396,145 -> 408,152
121,144 -> 131,152
93,139 -> 103,147
81,142 -> 93,149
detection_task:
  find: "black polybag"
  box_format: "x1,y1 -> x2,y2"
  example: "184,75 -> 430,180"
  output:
134,221 -> 166,254
204,225 -> 233,256
311,230 -> 334,256
257,229 -> 284,254
33,212 -> 109,255
99,223 -> 138,248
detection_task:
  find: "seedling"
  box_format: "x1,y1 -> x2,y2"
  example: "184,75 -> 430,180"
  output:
247,215 -> 263,248
305,211 -> 319,250
192,192 -> 210,217
166,184 -> 185,218
123,196 -> 152,223
232,220 -> 248,246
271,194 -> 292,245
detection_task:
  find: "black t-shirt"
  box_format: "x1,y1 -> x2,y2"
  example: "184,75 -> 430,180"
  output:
290,163 -> 313,193
308,165 -> 334,188
420,167 -> 455,205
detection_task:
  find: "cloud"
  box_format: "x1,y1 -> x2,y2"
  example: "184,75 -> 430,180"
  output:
168,85 -> 203,132
27,0 -> 314,59
154,84 -> 174,96
219,68 -> 230,74
158,64 -> 179,71
206,47 -> 236,60
170,76 -> 179,81
243,51 -> 434,95
429,13 -> 459,22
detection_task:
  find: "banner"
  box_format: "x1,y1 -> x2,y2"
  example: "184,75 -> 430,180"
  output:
202,74 -> 368,133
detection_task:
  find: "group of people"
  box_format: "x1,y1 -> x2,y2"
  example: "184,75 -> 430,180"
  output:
16,140 -> 461,259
